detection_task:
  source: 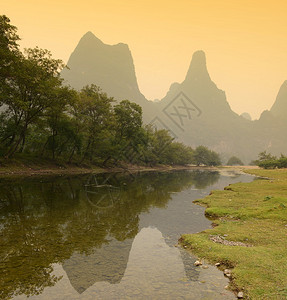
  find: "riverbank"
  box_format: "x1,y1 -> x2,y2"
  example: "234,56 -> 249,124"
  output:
0,156 -> 215,177
180,168 -> 287,299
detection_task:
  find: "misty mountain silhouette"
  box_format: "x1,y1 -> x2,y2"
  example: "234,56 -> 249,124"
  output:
61,31 -> 150,110
61,32 -> 287,163
270,80 -> 287,118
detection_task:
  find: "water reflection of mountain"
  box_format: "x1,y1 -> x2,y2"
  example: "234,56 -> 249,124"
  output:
61,170 -> 220,293
0,170 -> 251,299
62,237 -> 134,293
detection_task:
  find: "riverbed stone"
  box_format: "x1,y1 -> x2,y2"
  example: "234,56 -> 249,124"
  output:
194,260 -> 202,266
224,269 -> 232,277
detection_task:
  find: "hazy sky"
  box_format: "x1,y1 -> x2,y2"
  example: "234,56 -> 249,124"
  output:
3,0 -> 287,119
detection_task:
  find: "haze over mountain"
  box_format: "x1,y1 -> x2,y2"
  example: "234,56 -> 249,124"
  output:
270,80 -> 287,118
62,32 -> 287,163
61,32 -> 150,110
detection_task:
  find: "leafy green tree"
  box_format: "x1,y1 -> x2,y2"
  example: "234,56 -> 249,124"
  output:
74,85 -> 114,163
139,127 -> 174,166
114,100 -> 142,139
113,100 -> 144,163
150,129 -> 174,163
208,150 -> 222,166
0,15 -> 20,81
43,87 -> 77,159
193,146 -> 211,166
254,152 -> 287,169
252,151 -> 278,169
227,156 -> 244,166
1,47 -> 66,157
258,151 -> 277,162
165,142 -> 194,165
0,15 -> 22,155
193,146 -> 221,166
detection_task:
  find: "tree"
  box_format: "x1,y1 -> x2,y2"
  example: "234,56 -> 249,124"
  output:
150,129 -> 174,163
0,15 -> 22,155
113,100 -> 144,163
257,151 -> 277,162
74,85 -> 114,162
208,150 -> 222,166
1,47 -> 66,157
114,100 -> 142,139
43,87 -> 77,159
227,156 -> 244,166
165,142 -> 194,165
252,151 -> 278,169
0,15 -> 20,81
254,152 -> 287,169
193,146 -> 221,166
193,146 -> 210,166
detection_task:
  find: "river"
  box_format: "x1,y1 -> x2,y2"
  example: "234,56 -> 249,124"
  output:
0,169 -> 253,299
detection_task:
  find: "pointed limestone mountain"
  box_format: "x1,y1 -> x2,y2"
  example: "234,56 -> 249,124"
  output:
184,50 -> 211,83
159,50 -> 234,117
61,32 -> 149,109
150,50 -> 254,162
270,80 -> 287,118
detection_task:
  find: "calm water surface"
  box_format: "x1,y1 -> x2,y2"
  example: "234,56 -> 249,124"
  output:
0,169 -> 253,299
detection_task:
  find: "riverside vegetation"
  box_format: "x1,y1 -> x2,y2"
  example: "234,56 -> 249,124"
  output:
0,15 -> 221,169
181,168 -> 287,299
253,151 -> 287,169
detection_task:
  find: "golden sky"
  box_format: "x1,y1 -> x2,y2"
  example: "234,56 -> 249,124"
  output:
3,0 -> 287,118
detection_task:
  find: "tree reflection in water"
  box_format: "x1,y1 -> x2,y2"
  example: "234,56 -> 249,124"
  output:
0,170 -> 221,299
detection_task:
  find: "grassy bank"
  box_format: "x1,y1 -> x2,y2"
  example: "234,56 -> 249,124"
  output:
181,169 -> 287,299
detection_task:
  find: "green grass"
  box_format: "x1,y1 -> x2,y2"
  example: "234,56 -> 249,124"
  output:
181,168 -> 287,299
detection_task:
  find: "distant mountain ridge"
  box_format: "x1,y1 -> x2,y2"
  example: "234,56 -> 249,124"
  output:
61,32 -> 287,163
